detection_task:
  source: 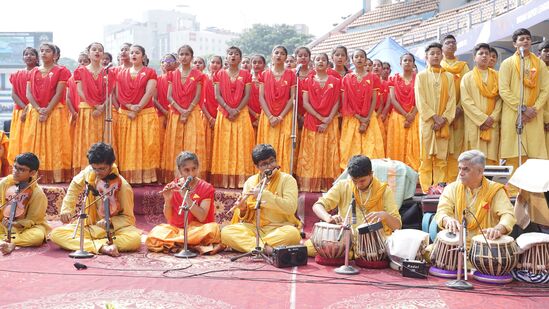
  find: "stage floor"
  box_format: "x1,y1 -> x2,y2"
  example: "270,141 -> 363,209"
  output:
1,236 -> 547,308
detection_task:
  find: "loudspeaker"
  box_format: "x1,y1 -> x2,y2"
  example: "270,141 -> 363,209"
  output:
402,260 -> 428,279
272,245 -> 308,268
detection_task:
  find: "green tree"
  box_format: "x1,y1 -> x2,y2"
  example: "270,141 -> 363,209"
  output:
229,24 -> 313,58
58,57 -> 78,71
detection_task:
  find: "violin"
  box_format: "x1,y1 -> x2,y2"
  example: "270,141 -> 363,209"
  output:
2,177 -> 41,243
96,175 -> 121,245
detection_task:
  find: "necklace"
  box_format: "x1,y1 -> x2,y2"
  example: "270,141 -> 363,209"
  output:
227,69 -> 239,80
430,68 -> 442,87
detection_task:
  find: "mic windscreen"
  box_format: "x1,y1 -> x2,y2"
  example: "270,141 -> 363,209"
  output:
296,64 -> 302,74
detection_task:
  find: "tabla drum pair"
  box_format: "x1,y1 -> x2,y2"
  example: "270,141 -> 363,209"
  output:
429,230 -> 462,278
511,232 -> 549,284
469,234 -> 519,284
354,221 -> 389,269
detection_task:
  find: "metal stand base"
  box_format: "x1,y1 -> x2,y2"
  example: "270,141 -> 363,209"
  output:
230,248 -> 272,264
69,250 -> 94,259
446,279 -> 474,290
174,249 -> 198,259
335,264 -> 360,275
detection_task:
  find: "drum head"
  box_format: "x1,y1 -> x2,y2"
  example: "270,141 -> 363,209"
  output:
471,234 -> 514,244
357,222 -> 383,234
436,229 -> 459,244
314,222 -> 341,229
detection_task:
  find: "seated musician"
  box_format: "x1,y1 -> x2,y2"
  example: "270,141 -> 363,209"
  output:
434,150 -> 516,243
221,144 -> 302,254
146,151 -> 223,254
306,155 -> 402,256
0,153 -> 50,255
50,143 -> 141,257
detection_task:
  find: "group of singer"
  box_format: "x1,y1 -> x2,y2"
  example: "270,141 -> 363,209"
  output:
0,27 -> 547,274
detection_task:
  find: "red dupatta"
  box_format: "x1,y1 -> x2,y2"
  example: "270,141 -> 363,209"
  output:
116,67 -> 157,110
156,74 -> 170,113
261,69 -> 296,116
28,65 -> 71,108
9,69 -> 31,109
248,70 -> 263,118
214,69 -> 252,116
341,72 -> 380,117
203,75 -> 218,117
73,66 -> 114,106
169,69 -> 203,111
169,178 -> 215,227
390,73 -> 416,113
66,76 -> 79,111
303,74 -> 341,131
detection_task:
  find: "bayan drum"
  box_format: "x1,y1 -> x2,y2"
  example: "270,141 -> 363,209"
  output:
470,234 -> 519,284
512,232 -> 549,283
429,230 -> 462,278
355,222 -> 389,268
311,222 -> 348,266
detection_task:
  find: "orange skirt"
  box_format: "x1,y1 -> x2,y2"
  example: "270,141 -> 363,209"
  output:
210,107 -> 255,188
7,107 -> 26,165
117,107 -> 160,184
386,112 -> 420,170
21,105 -> 72,183
202,115 -> 214,181
256,112 -> 293,173
296,120 -> 340,192
145,222 -> 221,253
339,115 -> 385,170
159,107 -> 206,183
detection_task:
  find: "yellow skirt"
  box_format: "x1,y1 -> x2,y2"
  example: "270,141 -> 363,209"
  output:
145,222 -> 221,253
202,115 -> 214,181
160,107 -> 206,183
7,107 -> 26,165
210,107 -> 255,188
377,113 -> 387,146
296,120 -> 340,192
256,112 -> 293,173
21,105 -> 72,183
386,112 -> 420,170
117,107 -> 160,184
339,115 -> 385,170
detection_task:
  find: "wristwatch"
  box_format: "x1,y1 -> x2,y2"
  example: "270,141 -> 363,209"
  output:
520,105 -> 527,112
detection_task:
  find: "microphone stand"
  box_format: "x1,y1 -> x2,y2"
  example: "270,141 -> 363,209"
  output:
516,49 -> 525,167
69,183 -> 94,259
289,66 -> 300,174
335,196 -> 359,275
103,65 -> 113,145
446,209 -> 473,290
230,173 -> 272,263
174,186 -> 198,259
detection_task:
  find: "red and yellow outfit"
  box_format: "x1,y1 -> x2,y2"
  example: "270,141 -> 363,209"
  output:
22,65 -> 72,183
340,72 -> 384,170
160,69 -> 205,183
257,69 -> 296,173
156,73 -> 171,158
116,67 -> 160,184
8,69 -> 31,165
386,73 -> 420,170
201,74 -> 218,179
210,69 -> 255,188
146,178 -> 220,252
296,74 -> 341,192
248,71 -> 263,129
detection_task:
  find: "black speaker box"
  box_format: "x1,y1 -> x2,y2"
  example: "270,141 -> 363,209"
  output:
272,245 -> 308,268
402,260 -> 428,279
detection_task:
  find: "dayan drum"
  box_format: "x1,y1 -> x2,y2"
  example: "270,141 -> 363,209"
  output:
354,222 -> 389,268
311,222 -> 349,266
512,232 -> 549,284
429,230 -> 461,278
470,234 -> 519,284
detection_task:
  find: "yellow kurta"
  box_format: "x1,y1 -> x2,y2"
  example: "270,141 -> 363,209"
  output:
220,171 -> 302,253
0,175 -> 50,247
434,178 -> 516,248
256,112 -> 293,173
210,107 -> 255,188
0,132 -> 8,176
498,53 -> 549,160
415,69 -> 456,191
50,166 -> 141,254
7,107 -> 26,165
305,177 -> 401,256
460,69 -> 502,162
160,107 -> 206,183
386,111 -> 420,171
544,64 -> 549,156
339,115 -> 385,170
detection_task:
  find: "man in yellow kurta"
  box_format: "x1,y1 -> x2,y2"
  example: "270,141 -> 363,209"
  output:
0,153 -> 50,255
50,143 -> 141,257
539,41 -> 549,156
461,43 -> 502,165
499,28 -> 549,173
434,150 -> 516,248
306,155 -> 402,257
441,34 -> 470,183
415,42 -> 457,192
221,144 -> 301,254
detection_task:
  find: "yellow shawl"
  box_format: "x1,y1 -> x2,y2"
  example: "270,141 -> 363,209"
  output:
352,177 -> 392,235
431,67 -> 450,139
513,52 -> 540,107
455,177 -> 505,230
472,67 -> 499,141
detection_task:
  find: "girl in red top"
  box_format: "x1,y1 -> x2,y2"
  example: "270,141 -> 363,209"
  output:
372,59 -> 388,144
296,53 -> 341,192
328,45 -> 349,79
248,54 -> 266,129
210,46 -> 254,188
340,49 -> 385,169
160,45 -> 205,183
23,43 -> 72,183
8,47 -> 39,165
115,44 -> 159,184
193,57 -> 206,72
155,53 -> 179,166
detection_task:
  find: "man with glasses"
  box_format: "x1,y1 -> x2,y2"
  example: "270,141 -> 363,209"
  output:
0,152 -> 50,255
50,143 -> 141,257
221,144 -> 302,255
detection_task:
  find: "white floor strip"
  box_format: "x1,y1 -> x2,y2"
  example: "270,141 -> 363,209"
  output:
290,266 -> 297,309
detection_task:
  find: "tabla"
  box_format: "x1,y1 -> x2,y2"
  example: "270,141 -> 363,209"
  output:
355,222 -> 389,269
311,222 -> 348,266
429,230 -> 462,278
470,234 -> 518,284
512,232 -> 549,283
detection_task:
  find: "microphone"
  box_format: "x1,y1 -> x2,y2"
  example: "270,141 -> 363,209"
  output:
182,176 -> 193,189
296,64 -> 303,74
104,62 -> 114,72
519,47 -> 525,58
351,193 -> 356,225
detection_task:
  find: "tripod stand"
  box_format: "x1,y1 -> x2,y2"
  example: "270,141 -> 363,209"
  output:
446,210 -> 473,290
335,196 -> 359,275
174,187 -> 198,259
230,173 -> 272,263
